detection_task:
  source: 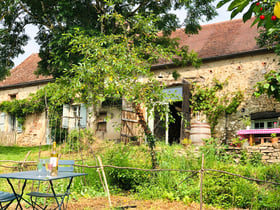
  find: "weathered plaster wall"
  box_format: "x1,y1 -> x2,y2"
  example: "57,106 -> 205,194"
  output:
0,84 -> 47,146
152,52 -> 280,141
95,106 -> 121,141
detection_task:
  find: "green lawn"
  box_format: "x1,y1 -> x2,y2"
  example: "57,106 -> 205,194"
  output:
0,145 -> 49,160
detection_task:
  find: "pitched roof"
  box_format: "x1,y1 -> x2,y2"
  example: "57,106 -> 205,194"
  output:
0,53 -> 52,88
170,18 -> 261,59
0,18 -> 263,88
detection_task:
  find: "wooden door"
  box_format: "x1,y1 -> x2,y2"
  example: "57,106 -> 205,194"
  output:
121,99 -> 145,144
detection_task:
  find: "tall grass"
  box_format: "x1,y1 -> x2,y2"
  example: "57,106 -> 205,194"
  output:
0,140 -> 280,209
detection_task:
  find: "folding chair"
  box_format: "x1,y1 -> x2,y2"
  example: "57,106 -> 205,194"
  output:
27,160 -> 75,210
0,191 -> 17,210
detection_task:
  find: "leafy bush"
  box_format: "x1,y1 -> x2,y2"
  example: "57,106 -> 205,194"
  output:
2,140 -> 280,209
63,128 -> 95,152
103,144 -> 150,190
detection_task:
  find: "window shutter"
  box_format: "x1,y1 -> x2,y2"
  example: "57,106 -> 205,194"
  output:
17,119 -> 23,133
80,103 -> 87,128
0,113 -> 5,131
62,104 -> 70,128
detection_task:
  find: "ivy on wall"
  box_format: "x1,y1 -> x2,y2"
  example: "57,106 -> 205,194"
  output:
0,95 -> 45,126
0,83 -> 70,130
190,78 -> 244,131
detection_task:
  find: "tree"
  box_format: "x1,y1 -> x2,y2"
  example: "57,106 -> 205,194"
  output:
1,1 -> 219,168
0,0 -> 217,79
217,0 -> 280,101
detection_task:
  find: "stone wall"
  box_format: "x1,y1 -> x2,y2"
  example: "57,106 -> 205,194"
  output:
246,143 -> 280,163
153,51 -> 280,141
227,143 -> 280,164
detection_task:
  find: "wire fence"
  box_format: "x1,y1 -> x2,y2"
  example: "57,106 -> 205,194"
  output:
0,152 -> 280,209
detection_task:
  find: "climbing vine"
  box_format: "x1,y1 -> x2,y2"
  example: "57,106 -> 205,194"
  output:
0,83 -> 70,132
190,78 -> 243,131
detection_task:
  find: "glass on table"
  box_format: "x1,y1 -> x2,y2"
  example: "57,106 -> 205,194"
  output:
37,159 -> 44,177
45,159 -> 53,177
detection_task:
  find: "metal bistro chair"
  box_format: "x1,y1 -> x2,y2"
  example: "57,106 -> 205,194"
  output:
0,191 -> 17,210
27,160 -> 75,210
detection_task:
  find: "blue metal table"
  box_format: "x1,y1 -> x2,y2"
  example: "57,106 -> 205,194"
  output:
0,170 -> 87,210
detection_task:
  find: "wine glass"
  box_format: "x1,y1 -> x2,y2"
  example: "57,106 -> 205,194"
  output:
45,159 -> 53,177
37,159 -> 44,177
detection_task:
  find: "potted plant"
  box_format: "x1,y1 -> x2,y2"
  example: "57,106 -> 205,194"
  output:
230,137 -> 247,147
271,133 -> 278,144
242,116 -> 251,130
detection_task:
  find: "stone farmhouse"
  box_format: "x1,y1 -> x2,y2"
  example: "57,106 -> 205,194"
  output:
0,18 -> 280,146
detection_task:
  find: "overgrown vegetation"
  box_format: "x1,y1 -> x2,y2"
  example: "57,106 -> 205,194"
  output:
1,140 -> 280,209
190,78 -> 243,131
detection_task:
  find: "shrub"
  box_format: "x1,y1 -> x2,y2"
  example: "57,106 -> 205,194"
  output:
63,128 -> 95,152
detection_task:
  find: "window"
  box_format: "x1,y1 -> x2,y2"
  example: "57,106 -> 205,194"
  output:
8,114 -> 16,131
72,105 -> 80,128
62,104 -> 87,129
0,112 -> 22,133
9,94 -> 16,100
252,118 -> 278,129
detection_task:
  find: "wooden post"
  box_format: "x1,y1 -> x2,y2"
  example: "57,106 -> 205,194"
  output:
181,80 -> 191,141
249,134 -> 253,146
97,156 -> 112,207
200,154 -> 204,210
165,109 -> 169,145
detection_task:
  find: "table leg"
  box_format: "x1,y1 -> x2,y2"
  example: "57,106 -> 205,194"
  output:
7,178 -> 26,210
6,179 -> 33,210
49,177 -> 73,210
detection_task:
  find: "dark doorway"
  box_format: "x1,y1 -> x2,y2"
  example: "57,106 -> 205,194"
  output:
168,101 -> 182,144
153,101 -> 182,144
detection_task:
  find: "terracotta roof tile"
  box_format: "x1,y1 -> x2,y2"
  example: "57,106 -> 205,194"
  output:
170,18 -> 261,59
0,53 -> 52,88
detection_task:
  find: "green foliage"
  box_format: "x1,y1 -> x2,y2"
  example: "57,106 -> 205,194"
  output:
63,128 -> 95,153
254,70 -> 280,101
103,144 -> 150,191
218,0 -> 280,102
249,152 -> 263,167
190,78 -> 243,131
1,143 -> 280,209
230,137 -> 248,146
199,137 -> 232,166
172,70 -> 181,80
0,0 -> 218,78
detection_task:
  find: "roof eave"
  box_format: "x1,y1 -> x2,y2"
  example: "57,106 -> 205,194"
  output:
0,79 -> 54,90
151,48 -> 273,70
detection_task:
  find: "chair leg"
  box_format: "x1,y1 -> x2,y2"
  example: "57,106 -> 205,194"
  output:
0,200 -> 14,210
30,196 -> 47,210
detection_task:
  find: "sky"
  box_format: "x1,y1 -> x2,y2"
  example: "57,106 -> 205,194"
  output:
12,1 -> 241,67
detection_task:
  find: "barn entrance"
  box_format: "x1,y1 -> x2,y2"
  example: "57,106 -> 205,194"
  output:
168,101 -> 182,144
153,81 -> 191,145
153,101 -> 182,145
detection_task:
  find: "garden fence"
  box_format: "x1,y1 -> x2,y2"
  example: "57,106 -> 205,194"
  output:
0,153 -> 279,210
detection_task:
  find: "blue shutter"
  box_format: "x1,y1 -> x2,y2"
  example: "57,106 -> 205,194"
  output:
80,103 -> 87,128
0,113 -> 5,131
62,104 -> 70,128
